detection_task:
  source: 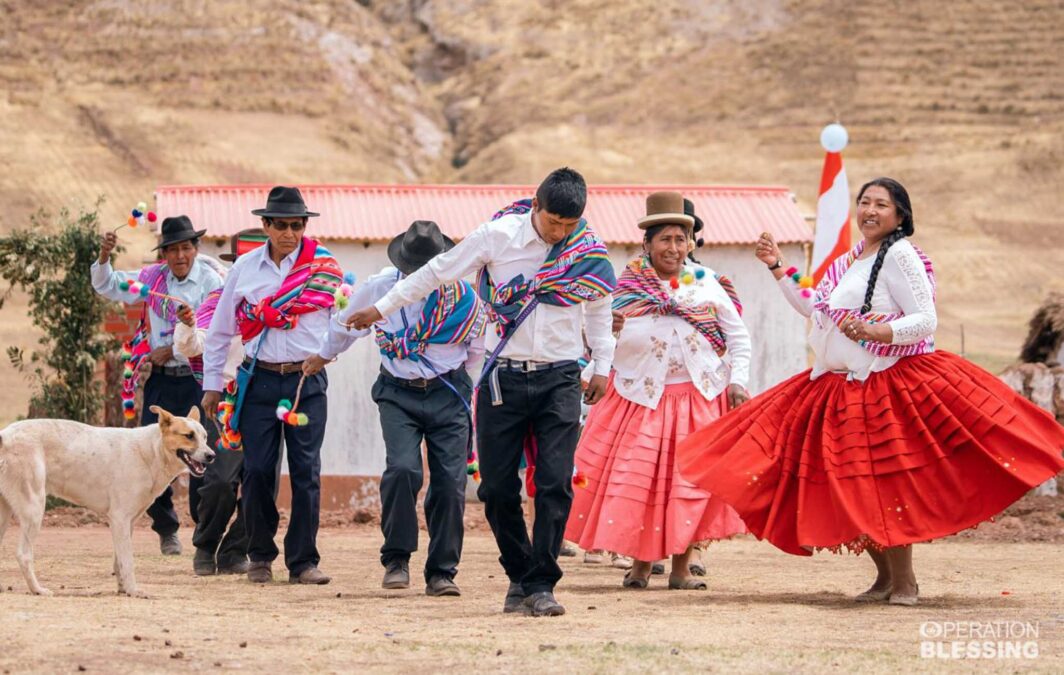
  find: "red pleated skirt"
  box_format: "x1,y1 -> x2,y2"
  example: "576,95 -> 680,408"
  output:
675,351 -> 1064,556
565,381 -> 747,561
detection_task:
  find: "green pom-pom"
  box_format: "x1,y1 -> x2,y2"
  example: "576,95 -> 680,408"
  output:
466,460 -> 479,475
122,367 -> 133,378
277,398 -> 292,410
791,272 -> 801,282
119,280 -> 131,291
296,413 -> 309,426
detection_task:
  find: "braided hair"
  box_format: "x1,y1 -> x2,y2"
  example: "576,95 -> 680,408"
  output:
858,177 -> 915,314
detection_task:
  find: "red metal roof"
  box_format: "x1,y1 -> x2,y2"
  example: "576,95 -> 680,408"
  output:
154,184 -> 811,246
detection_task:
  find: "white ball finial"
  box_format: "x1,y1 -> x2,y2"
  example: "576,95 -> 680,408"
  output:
820,123 -> 848,152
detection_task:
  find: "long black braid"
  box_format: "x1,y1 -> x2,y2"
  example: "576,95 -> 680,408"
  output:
858,177 -> 915,314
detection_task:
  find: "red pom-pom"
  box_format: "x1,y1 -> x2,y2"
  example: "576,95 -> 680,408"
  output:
147,212 -> 158,222
785,266 -> 798,276
668,278 -> 680,289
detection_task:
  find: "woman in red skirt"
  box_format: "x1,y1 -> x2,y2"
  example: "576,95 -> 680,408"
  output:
677,177 -> 1064,605
565,191 -> 749,590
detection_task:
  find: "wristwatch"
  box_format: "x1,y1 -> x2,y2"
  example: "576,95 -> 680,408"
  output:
767,259 -> 783,271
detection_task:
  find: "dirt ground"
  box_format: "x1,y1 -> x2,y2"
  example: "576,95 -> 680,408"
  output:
1,503 -> 1061,673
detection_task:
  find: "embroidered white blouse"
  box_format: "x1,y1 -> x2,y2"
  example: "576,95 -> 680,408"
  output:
779,239 -> 937,381
607,264 -> 752,410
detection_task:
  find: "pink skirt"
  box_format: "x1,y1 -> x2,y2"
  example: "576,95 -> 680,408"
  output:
565,380 -> 747,561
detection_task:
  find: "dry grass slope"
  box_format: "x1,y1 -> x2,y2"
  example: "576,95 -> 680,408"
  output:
0,0 -> 1061,421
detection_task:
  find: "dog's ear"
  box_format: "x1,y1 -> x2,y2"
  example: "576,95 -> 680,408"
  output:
187,406 -> 201,422
150,405 -> 173,428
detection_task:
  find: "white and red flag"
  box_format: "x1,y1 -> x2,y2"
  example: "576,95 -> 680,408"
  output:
810,123 -> 851,284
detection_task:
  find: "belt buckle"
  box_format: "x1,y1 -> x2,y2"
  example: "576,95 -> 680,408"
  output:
521,360 -> 535,373
281,363 -> 298,375
412,377 -> 429,389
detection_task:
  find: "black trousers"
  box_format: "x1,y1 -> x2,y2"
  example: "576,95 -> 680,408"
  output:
238,368 -> 328,575
475,363 -> 582,594
189,443 -> 248,565
372,369 -> 471,582
140,372 -> 204,536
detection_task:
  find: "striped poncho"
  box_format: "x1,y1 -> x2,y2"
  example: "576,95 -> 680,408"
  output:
375,279 -> 489,362
478,199 -> 616,335
813,240 -> 936,357
612,256 -> 742,357
236,238 -> 343,342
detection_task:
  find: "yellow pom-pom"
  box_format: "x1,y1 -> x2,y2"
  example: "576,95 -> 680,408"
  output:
681,273 -> 694,285
798,276 -> 814,289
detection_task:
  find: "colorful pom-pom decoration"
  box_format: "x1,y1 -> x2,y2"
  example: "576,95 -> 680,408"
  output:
131,209 -> 143,218
694,268 -> 706,279
275,398 -> 308,426
681,273 -> 695,285
800,289 -> 813,298
119,280 -> 131,292
123,409 -> 137,420
127,215 -> 138,228
669,277 -> 680,289
785,266 -> 798,277
343,271 -> 356,285
798,276 -> 814,289
147,212 -> 158,223
122,367 -> 133,378
466,460 -> 479,476
138,284 -> 150,298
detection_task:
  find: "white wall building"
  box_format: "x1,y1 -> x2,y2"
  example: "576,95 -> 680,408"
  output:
158,184 -> 813,507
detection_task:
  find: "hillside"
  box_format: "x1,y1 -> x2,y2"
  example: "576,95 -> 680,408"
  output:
1,0 -> 1061,421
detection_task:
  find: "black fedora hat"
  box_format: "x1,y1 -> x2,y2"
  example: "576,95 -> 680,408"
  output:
154,215 -> 207,250
387,220 -> 455,275
683,198 -> 706,248
251,186 -> 320,218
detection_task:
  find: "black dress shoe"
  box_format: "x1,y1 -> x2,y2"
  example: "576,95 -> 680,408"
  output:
523,591 -> 566,617
503,581 -> 527,614
425,576 -> 461,597
382,560 -> 410,589
216,557 -> 250,575
193,548 -> 216,576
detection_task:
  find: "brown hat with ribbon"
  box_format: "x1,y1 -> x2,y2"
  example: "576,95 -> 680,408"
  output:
637,191 -> 696,230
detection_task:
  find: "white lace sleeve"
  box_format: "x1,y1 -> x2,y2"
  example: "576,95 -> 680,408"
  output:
776,275 -> 813,318
883,242 -> 937,345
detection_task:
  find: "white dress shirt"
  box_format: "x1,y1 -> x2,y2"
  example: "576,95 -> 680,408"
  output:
779,239 -> 937,381
91,256 -> 222,367
610,264 -> 751,409
202,242 -> 332,392
173,323 -> 245,384
321,266 -> 485,380
374,211 -> 616,376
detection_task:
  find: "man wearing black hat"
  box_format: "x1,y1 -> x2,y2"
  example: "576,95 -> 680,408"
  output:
308,220 -> 487,596
201,186 -> 342,586
93,215 -> 224,555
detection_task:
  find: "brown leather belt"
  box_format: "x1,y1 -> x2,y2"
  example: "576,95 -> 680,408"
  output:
244,359 -> 305,375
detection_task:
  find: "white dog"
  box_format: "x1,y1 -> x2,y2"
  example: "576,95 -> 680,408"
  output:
0,406 -> 215,596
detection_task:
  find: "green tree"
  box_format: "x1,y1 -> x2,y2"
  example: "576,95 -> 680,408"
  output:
0,205 -> 118,423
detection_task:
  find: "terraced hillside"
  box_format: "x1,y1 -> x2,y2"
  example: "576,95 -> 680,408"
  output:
0,0 -> 1060,421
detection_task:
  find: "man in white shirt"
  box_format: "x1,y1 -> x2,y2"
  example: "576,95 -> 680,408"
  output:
310,220 -> 486,597
92,215 -> 223,556
348,168 -> 616,616
201,186 -> 338,586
